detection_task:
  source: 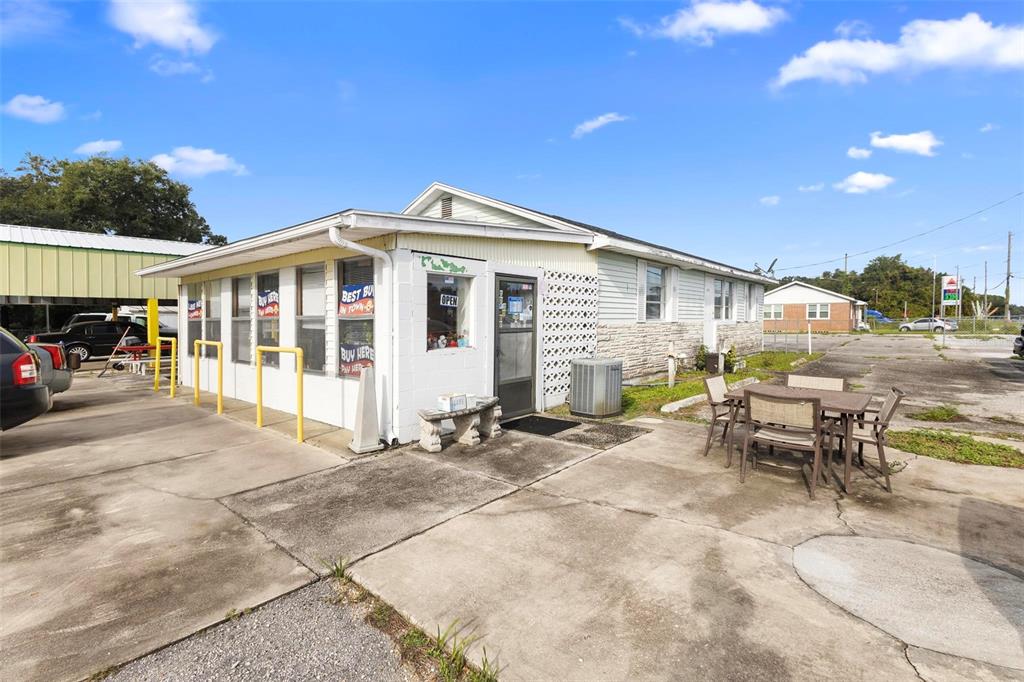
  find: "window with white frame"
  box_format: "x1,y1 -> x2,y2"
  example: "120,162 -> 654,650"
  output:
232,276 -> 252,364
763,304 -> 783,320
203,280 -> 220,357
807,303 -> 830,320
296,265 -> 326,373
714,279 -> 733,320
337,258 -> 375,377
256,271 -> 280,367
644,265 -> 666,320
186,282 -> 202,356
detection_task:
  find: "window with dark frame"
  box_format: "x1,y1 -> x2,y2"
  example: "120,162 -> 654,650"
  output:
337,258 -> 374,378
296,264 -> 326,373
427,273 -> 469,349
232,276 -> 252,364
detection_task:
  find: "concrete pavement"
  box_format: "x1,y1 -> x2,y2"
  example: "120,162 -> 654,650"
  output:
0,375 -> 345,682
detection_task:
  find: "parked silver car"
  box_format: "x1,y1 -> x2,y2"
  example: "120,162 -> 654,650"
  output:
898,317 -> 958,332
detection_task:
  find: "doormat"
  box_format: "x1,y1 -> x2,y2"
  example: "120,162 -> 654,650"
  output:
503,415 -> 580,437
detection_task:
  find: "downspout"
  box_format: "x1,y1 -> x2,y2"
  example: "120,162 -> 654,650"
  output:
329,221 -> 396,444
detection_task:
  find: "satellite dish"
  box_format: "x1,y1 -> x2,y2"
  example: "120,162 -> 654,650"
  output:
753,258 -> 778,277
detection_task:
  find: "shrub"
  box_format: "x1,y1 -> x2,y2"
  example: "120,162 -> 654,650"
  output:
695,344 -> 707,371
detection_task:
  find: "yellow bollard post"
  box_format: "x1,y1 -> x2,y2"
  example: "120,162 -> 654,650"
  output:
193,340 -> 201,406
153,338 -> 161,392
295,348 -> 304,443
146,297 -> 158,357
165,337 -> 177,399
216,343 -> 223,414
256,348 -> 264,428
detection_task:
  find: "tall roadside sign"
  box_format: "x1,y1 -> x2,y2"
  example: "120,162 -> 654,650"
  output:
941,275 -> 960,317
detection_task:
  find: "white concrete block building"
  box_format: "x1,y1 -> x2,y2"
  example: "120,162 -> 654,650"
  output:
139,183 -> 772,445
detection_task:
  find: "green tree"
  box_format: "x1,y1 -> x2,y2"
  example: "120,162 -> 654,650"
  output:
0,153 -> 226,244
772,254 -> 978,319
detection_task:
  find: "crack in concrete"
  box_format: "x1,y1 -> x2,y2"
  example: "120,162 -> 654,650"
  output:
903,645 -> 927,682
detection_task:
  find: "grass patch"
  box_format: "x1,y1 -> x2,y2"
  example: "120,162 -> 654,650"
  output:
988,415 -> 1024,427
888,430 -> 1024,468
909,404 -> 966,422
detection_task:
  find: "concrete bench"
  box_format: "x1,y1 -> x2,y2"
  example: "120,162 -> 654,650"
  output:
417,396 -> 502,452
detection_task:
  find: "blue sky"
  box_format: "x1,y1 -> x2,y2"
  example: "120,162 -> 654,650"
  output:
2,0 -> 1022,300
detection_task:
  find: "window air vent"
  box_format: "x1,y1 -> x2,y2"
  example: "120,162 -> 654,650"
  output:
440,196 -> 453,219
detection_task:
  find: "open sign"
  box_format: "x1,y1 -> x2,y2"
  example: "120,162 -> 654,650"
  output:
440,294 -> 458,308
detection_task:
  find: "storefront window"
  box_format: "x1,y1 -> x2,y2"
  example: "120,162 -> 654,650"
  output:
296,265 -> 326,373
186,282 -> 202,356
203,280 -> 221,357
232,276 -> 252,364
337,258 -> 374,378
427,274 -> 470,349
256,271 -> 280,367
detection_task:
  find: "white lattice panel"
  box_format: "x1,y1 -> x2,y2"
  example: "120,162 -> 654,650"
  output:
542,270 -> 599,399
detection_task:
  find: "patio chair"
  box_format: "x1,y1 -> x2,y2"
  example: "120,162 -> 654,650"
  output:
740,390 -> 828,499
827,387 -> 905,493
786,374 -> 846,392
701,375 -> 744,465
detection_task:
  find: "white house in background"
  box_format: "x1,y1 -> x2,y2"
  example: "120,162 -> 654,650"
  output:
138,182 -> 771,445
763,281 -> 867,332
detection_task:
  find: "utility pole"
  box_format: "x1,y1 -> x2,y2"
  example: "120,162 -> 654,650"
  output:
956,264 -> 961,320
1006,231 -> 1013,322
931,256 -> 937,318
984,261 -> 988,317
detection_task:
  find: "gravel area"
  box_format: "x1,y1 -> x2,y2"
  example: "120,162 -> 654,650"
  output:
111,580 -> 413,682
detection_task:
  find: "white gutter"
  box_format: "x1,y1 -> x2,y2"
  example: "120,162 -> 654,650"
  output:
329,221 -> 396,445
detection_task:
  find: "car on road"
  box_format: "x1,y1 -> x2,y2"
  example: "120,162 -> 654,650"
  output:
25,320 -> 157,362
899,317 -> 959,333
28,342 -> 79,395
1,327 -> 50,430
63,311 -> 176,333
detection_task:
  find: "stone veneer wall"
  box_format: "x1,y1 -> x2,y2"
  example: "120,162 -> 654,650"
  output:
595,321 -> 704,379
717,321 -> 763,356
595,320 -> 764,379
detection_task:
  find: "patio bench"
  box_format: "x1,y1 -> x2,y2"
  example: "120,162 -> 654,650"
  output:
417,396 -> 502,452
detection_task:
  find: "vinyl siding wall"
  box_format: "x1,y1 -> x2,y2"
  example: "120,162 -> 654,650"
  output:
420,196 -> 536,227
596,251 -> 638,322
677,268 -> 706,321
395,233 -> 597,275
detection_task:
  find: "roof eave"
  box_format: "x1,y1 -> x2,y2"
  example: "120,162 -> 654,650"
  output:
591,235 -> 774,284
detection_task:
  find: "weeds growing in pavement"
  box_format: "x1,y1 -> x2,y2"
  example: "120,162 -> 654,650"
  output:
889,430 -> 1023,468
908,404 -> 965,422
432,621 -> 479,682
321,557 -> 349,581
467,647 -> 503,682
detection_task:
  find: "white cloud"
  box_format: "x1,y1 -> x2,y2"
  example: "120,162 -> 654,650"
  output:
870,130 -> 942,156
148,57 -> 214,82
75,139 -> 123,155
109,0 -> 217,54
151,147 -> 247,177
0,0 -> 68,43
835,19 -> 872,39
774,13 -> 1024,88
2,94 -> 65,124
572,112 -> 630,139
979,122 -> 999,132
621,0 -> 786,46
833,171 -> 895,194
759,195 -> 780,206
797,182 -> 824,192
847,146 -> 872,159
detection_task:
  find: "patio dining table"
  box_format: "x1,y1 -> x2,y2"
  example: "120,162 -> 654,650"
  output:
724,383 -> 872,492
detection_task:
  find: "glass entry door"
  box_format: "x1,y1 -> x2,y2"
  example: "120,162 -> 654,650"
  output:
495,276 -> 537,419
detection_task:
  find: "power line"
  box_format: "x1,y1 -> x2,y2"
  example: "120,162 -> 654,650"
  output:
776,191 -> 1023,273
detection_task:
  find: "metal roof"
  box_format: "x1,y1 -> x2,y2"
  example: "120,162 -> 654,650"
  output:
0,223 -> 211,256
